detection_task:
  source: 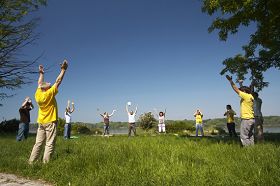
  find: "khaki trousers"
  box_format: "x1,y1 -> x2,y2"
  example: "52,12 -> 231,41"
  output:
29,122 -> 57,163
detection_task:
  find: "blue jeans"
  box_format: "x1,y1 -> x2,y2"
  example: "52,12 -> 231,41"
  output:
64,123 -> 71,139
103,125 -> 109,135
196,123 -> 204,137
16,122 -> 29,141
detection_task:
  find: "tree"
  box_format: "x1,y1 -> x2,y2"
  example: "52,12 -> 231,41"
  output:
0,0 -> 47,102
202,0 -> 280,91
138,112 -> 157,131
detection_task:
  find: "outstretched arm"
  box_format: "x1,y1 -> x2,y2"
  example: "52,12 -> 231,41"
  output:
21,98 -> 29,108
54,60 -> 68,89
226,75 -> 240,94
38,65 -> 44,87
70,102 -> 75,113
250,79 -> 255,92
134,106 -> 138,114
109,109 -> 116,117
126,104 -> 129,114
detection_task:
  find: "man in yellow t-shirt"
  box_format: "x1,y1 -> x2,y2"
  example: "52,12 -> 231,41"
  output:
29,60 -> 68,164
224,105 -> 237,137
226,75 -> 255,146
194,109 -> 204,137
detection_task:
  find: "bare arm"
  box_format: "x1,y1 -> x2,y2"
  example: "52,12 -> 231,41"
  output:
38,65 -> 44,87
226,75 -> 240,94
21,99 -> 29,108
70,102 -> 75,113
54,60 -> 68,89
134,106 -> 138,114
126,104 -> 129,114
250,79 -> 255,92
109,110 -> 116,117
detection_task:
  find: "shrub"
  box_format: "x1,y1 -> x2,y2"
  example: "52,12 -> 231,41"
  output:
166,120 -> 195,133
0,118 -> 20,133
138,112 -> 157,131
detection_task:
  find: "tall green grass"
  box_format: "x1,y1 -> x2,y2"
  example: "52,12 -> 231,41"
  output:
0,133 -> 279,185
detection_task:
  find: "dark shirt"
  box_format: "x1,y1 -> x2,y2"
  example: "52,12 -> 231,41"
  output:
104,117 -> 110,125
19,107 -> 31,124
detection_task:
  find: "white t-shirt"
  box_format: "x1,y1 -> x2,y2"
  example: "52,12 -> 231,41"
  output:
65,112 -> 71,124
128,113 -> 136,123
159,116 -> 165,124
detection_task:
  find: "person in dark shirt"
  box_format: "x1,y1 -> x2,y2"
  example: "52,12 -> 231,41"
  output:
16,97 -> 34,141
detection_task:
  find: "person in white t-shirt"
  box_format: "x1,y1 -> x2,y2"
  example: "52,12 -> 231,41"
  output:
154,109 -> 166,133
126,103 -> 137,137
64,100 -> 75,139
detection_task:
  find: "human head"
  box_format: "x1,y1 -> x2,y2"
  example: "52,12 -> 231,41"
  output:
239,86 -> 252,94
66,107 -> 70,112
104,112 -> 108,116
39,82 -> 51,91
252,92 -> 259,98
130,111 -> 134,115
159,112 -> 164,116
226,105 -> 232,110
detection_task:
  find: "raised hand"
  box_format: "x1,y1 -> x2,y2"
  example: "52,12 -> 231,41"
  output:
39,65 -> 44,74
60,59 -> 68,70
226,75 -> 232,81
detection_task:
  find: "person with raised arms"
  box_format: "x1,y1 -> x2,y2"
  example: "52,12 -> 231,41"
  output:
126,102 -> 137,137
154,108 -> 167,133
224,104 -> 237,137
226,75 -> 255,146
194,109 -> 204,137
64,100 -> 75,139
16,97 -> 34,141
29,60 -> 68,164
99,109 -> 116,136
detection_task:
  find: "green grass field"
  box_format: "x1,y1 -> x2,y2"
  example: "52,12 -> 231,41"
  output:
0,133 -> 280,185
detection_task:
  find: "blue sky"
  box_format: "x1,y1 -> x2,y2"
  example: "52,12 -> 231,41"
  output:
1,0 -> 279,123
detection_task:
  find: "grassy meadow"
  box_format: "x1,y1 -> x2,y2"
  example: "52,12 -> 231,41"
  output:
0,133 -> 280,185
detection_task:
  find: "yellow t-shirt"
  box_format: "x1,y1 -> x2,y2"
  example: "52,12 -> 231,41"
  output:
195,114 -> 203,124
239,91 -> 254,119
226,109 -> 236,123
35,86 -> 58,124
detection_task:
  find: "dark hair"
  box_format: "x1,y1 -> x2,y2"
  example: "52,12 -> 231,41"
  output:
240,86 -> 252,94
159,112 -> 164,116
252,92 -> 259,98
226,105 -> 232,109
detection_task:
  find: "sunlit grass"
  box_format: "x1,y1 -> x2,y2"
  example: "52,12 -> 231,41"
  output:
0,133 -> 279,185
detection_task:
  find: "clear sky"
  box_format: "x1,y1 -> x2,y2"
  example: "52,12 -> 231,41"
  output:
0,0 -> 279,123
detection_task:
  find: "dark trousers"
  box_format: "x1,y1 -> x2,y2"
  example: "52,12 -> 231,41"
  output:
103,125 -> 110,135
227,123 -> 237,137
128,123 -> 136,136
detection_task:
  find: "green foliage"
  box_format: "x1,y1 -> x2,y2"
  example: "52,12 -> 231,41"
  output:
0,0 -> 47,101
0,118 -> 20,133
0,135 -> 280,185
56,117 -> 66,135
138,112 -> 157,130
202,0 -> 280,91
166,120 -> 195,134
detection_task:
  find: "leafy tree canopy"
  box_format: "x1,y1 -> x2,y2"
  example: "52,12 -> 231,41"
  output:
0,0 -> 47,101
202,0 -> 280,91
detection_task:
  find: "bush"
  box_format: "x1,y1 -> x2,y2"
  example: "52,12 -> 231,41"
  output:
0,118 -> 20,133
75,125 -> 92,134
57,117 -> 66,135
166,120 -> 195,133
138,112 -> 157,131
